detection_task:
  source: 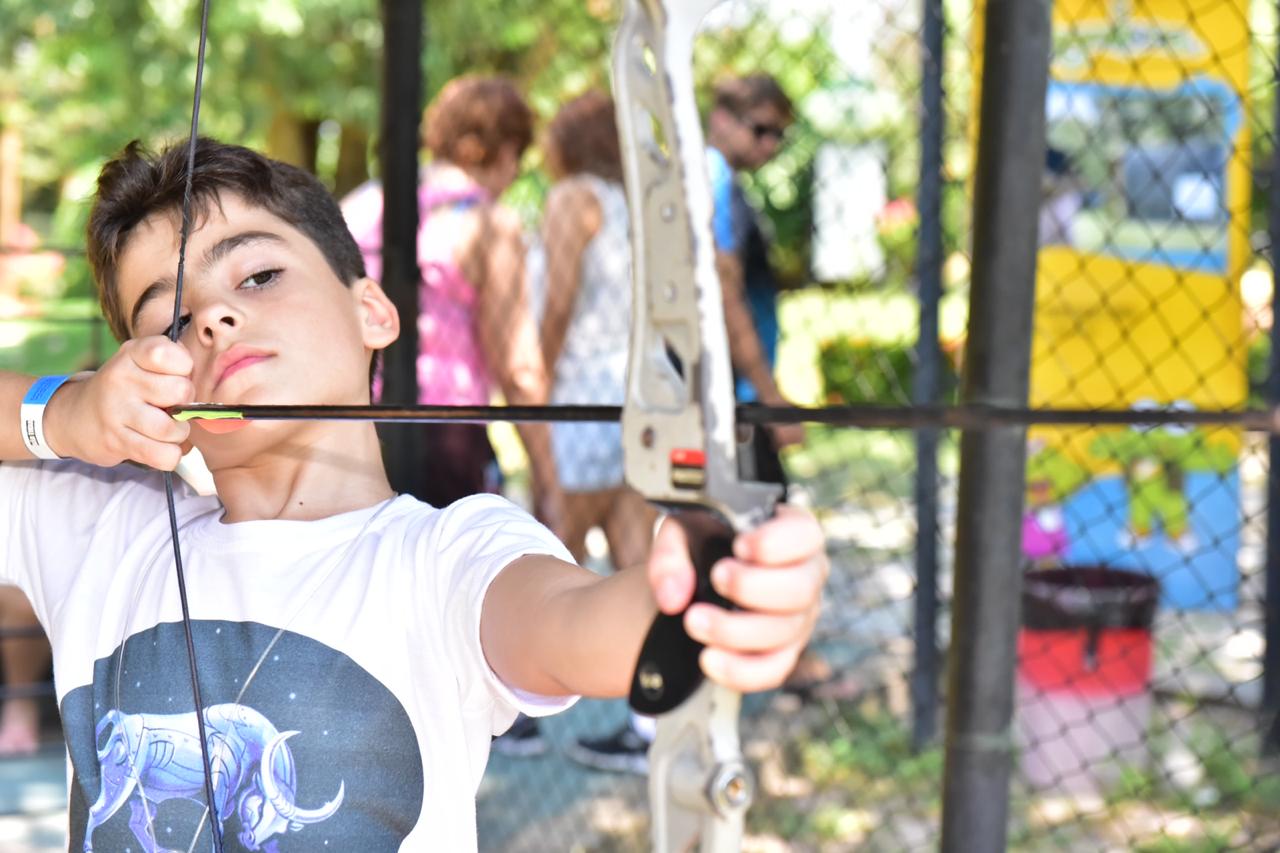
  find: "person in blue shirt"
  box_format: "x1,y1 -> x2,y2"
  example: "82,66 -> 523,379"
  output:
705,74 -> 805,484
706,75 -> 833,695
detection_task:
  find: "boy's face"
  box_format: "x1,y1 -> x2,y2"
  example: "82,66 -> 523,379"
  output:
116,192 -> 398,459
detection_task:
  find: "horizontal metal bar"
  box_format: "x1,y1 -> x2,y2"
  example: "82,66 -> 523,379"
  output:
0,316 -> 104,326
0,244 -> 85,256
171,402 -> 1280,432
0,683 -> 54,702
0,626 -> 47,640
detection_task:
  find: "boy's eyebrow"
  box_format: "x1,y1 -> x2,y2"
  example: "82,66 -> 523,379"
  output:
198,230 -> 286,275
128,230 -> 288,334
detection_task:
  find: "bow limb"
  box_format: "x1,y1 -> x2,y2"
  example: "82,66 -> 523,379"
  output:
613,2 -> 781,850
162,0 -> 226,850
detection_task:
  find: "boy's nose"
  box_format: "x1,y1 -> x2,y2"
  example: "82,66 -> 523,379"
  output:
196,303 -> 242,343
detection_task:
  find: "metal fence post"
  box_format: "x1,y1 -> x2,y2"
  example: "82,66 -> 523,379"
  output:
378,0 -> 424,488
912,0 -> 946,752
939,2 -> 1051,850
1263,0 -> 1280,755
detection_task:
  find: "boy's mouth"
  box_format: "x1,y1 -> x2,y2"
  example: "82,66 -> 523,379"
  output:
213,345 -> 273,392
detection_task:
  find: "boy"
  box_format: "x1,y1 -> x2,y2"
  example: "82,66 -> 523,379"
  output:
0,139 -> 827,851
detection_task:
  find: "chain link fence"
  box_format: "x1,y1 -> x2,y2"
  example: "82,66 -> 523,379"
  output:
1,0 -> 1279,850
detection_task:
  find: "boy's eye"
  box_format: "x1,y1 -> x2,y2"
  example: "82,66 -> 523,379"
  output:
242,269 -> 281,288
166,314 -> 192,339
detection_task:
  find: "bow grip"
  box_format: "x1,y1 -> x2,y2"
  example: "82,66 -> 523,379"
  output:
629,508 -> 737,715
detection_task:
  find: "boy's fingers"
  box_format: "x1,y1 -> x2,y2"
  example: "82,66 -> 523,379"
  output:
124,428 -> 184,472
132,406 -> 191,446
144,375 -> 196,410
710,558 -> 825,614
700,643 -> 804,693
684,603 -> 812,653
132,337 -> 194,376
648,517 -> 695,614
733,505 -> 827,568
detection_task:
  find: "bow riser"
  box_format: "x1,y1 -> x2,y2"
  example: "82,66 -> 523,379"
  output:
614,1 -> 781,850
614,0 -> 780,530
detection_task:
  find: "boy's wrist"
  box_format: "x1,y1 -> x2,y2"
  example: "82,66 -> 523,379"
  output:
32,372 -> 91,461
20,375 -> 73,460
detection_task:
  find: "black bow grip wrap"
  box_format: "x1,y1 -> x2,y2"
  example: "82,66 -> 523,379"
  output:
629,509 -> 738,715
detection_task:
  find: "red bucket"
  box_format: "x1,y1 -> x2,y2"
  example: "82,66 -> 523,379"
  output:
1016,566 -> 1159,794
1018,566 -> 1157,696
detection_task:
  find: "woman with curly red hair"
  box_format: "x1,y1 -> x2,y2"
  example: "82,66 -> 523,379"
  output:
343,76 -> 563,531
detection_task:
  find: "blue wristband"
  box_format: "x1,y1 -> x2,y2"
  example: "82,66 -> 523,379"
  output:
20,375 -> 72,460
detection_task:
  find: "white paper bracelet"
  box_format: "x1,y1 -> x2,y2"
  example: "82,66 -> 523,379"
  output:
20,375 -> 72,461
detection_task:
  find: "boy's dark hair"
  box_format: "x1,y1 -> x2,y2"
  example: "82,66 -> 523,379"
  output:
545,91 -> 623,183
712,74 -> 794,122
88,138 -> 366,341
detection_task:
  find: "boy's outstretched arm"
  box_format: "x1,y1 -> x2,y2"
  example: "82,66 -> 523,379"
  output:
480,505 -> 827,699
0,338 -> 193,467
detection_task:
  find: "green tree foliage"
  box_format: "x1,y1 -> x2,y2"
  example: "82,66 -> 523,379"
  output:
424,0 -> 616,116
1,0 -> 854,285
0,0 -> 380,185
0,1 -> 622,198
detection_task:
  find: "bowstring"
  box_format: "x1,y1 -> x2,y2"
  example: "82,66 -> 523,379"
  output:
164,0 -> 224,850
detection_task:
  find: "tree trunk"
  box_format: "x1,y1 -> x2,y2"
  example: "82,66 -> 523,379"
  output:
0,123 -> 22,302
0,124 -> 20,248
334,123 -> 371,198
265,111 -> 320,173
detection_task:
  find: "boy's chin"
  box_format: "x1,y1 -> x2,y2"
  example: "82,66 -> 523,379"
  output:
192,418 -> 250,435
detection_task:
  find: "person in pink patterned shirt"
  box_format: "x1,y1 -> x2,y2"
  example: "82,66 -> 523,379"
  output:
343,76 -> 562,533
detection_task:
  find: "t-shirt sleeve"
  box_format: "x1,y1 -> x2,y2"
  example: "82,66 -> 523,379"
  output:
0,460 -> 165,624
424,494 -> 579,733
707,149 -> 740,253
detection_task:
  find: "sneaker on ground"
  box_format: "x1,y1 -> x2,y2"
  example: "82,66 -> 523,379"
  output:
491,715 -> 547,757
566,723 -> 650,775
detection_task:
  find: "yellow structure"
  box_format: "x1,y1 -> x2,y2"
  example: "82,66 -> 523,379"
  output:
979,0 -> 1252,609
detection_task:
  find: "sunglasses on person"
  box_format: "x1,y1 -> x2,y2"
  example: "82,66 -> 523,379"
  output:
737,115 -> 788,144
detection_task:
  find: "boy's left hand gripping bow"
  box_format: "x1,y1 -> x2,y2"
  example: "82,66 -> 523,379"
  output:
614,2 -> 782,850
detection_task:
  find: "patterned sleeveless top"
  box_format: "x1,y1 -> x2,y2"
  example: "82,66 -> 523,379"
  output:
343,176 -> 494,405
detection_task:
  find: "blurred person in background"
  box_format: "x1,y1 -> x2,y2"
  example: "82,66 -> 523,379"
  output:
1039,146 -> 1083,248
0,585 -> 50,755
0,222 -> 66,318
343,75 -> 563,535
344,76 -> 566,758
706,74 -> 805,466
706,73 -> 831,694
538,91 -> 661,774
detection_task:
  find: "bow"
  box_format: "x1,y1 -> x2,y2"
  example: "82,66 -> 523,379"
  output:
614,1 -> 781,849
161,0 -> 224,850
160,2 -> 762,851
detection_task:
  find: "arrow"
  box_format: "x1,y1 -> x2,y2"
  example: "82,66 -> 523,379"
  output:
170,402 -> 1280,432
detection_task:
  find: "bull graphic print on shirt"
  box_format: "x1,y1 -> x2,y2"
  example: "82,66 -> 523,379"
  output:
62,620 -> 424,852
87,704 -> 344,853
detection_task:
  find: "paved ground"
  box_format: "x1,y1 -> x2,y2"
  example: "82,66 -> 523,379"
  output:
0,741 -> 67,853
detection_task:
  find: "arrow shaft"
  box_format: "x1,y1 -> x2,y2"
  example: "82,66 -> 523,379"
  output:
171,403 -> 1280,432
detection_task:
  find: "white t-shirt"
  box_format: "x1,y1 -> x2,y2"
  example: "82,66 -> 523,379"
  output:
0,459 -> 576,852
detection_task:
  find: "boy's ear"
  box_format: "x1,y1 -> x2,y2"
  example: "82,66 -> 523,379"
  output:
354,277 -> 400,351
